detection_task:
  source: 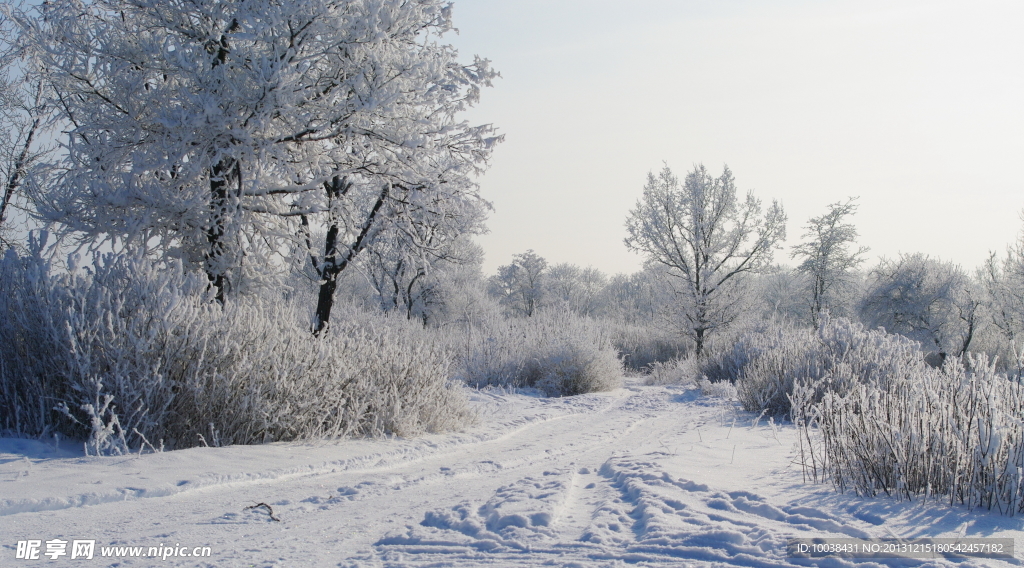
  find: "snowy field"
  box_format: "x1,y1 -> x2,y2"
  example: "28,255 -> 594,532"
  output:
2,379 -> 1021,567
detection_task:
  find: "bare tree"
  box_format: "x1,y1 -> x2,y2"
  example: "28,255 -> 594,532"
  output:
597,267 -> 668,325
624,164 -> 786,356
363,229 -> 485,326
755,265 -> 811,323
791,197 -> 869,326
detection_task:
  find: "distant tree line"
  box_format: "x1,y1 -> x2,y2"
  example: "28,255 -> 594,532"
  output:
482,163 -> 1023,369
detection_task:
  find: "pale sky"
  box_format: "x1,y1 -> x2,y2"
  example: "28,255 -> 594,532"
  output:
448,0 -> 1024,276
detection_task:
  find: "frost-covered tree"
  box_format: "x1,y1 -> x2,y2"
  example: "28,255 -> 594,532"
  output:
979,226 -> 1024,349
0,13 -> 49,255
18,0 -> 499,312
597,268 -> 667,324
488,249 -> 547,317
755,265 -> 811,323
860,253 -> 981,358
0,81 -> 46,256
363,232 -> 485,326
545,263 -> 607,317
624,164 -> 786,356
791,198 -> 869,326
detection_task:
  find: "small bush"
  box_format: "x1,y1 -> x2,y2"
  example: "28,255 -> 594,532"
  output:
0,249 -> 472,451
697,376 -> 737,399
456,310 -> 622,396
644,358 -> 698,386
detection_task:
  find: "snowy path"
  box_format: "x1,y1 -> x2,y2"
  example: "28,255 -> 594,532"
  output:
2,381 -> 1022,567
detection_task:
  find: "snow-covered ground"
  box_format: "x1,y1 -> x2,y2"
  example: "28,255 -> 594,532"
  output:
2,379 -> 1021,567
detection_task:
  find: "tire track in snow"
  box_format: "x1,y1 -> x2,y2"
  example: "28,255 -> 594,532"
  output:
368,385 -> 1008,568
256,384 -> 692,563
2,383 -> 682,568
0,387 -> 628,517
365,385 -> 728,565
6,383 -> 1014,568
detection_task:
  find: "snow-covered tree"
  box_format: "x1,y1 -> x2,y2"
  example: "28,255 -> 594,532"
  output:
363,232 -> 485,326
488,249 -> 547,317
545,263 -> 607,317
0,12 -> 49,255
791,197 -> 869,325
597,267 -> 672,324
860,253 -> 981,358
754,265 -> 811,323
979,225 -> 1024,349
624,164 -> 786,356
18,0 -> 499,314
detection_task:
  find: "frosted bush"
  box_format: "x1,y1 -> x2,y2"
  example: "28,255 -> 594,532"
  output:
703,315 -> 924,415
793,354 -> 1024,515
706,312 -> 1024,514
644,358 -> 698,386
0,250 -> 472,451
456,310 -> 622,396
732,326 -> 817,415
528,341 -> 622,397
697,376 -> 737,399
606,321 -> 687,371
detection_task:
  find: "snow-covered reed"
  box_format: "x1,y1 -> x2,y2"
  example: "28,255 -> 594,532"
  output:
0,249 -> 471,452
792,355 -> 1024,515
705,314 -> 1024,514
455,310 -> 622,396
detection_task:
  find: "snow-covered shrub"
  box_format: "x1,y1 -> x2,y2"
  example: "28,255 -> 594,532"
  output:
644,358 -> 698,386
730,324 -> 818,415
697,376 -> 737,399
704,316 -> 924,415
456,310 -> 622,396
0,250 -> 471,451
607,320 -> 688,371
793,355 -> 1024,515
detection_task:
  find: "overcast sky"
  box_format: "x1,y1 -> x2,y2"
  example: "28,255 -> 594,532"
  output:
447,0 -> 1024,277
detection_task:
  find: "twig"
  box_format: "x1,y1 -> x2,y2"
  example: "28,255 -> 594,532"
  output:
132,428 -> 161,455
751,409 -> 768,429
768,417 -> 782,445
658,437 -> 677,455
245,502 -> 281,522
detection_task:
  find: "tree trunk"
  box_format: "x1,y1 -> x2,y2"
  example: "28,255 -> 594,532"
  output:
0,115 -> 41,252
313,228 -> 340,331
206,157 -> 240,304
204,22 -> 241,303
313,178 -> 389,335
810,274 -> 825,328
